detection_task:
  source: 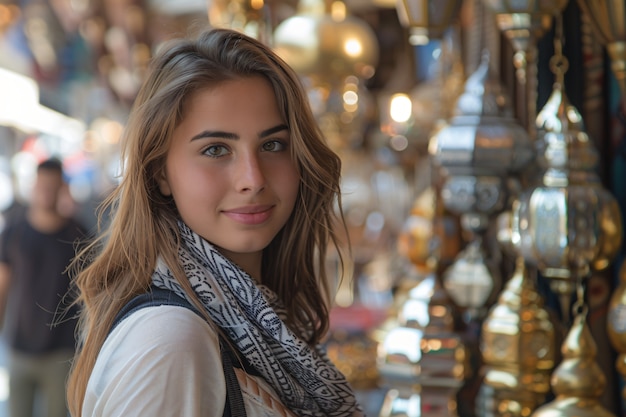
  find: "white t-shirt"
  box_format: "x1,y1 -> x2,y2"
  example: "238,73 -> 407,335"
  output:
82,305 -> 295,417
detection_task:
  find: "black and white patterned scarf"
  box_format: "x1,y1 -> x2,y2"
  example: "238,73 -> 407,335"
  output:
152,221 -> 361,417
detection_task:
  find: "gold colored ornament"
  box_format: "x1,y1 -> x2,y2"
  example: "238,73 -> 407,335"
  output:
532,304 -> 615,417
272,0 -> 378,82
429,51 -> 534,207
395,0 -> 463,45
607,261 -> 626,399
480,257 -> 556,416
511,46 -> 623,320
397,186 -> 463,274
430,52 -> 533,317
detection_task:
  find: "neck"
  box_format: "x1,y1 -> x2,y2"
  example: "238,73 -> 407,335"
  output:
27,208 -> 66,233
216,247 -> 262,282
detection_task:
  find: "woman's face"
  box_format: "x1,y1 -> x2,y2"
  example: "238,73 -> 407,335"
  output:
158,76 -> 300,276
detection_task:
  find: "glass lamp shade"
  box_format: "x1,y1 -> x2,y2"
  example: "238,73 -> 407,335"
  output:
511,83 -> 623,292
429,53 -> 533,219
396,0 -> 463,44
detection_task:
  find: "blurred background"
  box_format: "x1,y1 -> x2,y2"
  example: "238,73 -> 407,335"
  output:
2,0 -> 626,416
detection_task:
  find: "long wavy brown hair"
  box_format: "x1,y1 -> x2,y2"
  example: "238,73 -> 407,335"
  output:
67,28 -> 347,416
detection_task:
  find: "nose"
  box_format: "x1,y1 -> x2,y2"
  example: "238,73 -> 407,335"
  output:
236,152 -> 266,193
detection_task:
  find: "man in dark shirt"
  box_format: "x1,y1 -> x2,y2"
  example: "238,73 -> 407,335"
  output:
0,158 -> 86,417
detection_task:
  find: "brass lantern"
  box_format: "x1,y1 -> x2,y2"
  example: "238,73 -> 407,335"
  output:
480,257 -> 556,416
429,52 -> 534,316
429,52 -> 533,224
578,0 -> 626,96
532,308 -> 615,417
396,0 -> 463,45
511,75 -> 623,321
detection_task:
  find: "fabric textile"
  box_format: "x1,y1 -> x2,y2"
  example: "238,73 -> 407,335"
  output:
83,305 -> 295,416
8,348 -> 73,417
109,286 -> 248,416
151,221 -> 360,417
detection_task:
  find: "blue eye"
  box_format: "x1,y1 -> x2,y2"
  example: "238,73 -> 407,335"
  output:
204,144 -> 230,158
262,140 -> 286,152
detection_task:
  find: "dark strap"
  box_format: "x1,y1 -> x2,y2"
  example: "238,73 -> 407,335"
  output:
220,338 -> 247,417
110,286 -> 248,417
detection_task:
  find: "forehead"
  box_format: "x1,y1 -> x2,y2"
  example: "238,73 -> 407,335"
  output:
36,168 -> 63,178
179,76 -> 284,126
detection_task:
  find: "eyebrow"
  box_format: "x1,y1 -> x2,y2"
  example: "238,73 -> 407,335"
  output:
190,124 -> 289,141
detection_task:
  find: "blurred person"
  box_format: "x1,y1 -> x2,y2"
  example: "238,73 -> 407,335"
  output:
67,28 -> 363,417
0,157 -> 86,417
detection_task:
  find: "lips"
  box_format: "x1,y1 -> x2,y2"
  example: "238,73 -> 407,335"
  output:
222,205 -> 274,225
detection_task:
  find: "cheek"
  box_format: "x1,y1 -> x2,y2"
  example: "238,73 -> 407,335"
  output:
177,167 -> 229,208
279,167 -> 301,205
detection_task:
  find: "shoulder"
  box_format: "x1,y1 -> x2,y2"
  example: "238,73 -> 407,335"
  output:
84,305 -> 225,416
108,303 -> 218,351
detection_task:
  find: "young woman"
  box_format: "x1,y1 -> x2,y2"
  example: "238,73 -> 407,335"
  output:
67,28 -> 363,417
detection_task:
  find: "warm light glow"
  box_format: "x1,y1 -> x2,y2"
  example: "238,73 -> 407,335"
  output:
344,38 -> 363,57
331,1 -> 346,21
343,90 -> 358,106
409,27 -> 430,45
389,93 -> 412,123
250,0 -> 264,10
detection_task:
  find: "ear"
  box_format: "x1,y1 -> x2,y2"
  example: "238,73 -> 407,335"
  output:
157,169 -> 172,196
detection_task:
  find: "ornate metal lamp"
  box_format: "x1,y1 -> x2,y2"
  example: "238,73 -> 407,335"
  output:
395,0 -> 463,45
607,261 -> 626,400
509,26 -> 623,322
533,3 -> 626,402
482,0 -> 569,132
429,51 -> 534,318
480,256 -> 557,416
532,290 -> 616,417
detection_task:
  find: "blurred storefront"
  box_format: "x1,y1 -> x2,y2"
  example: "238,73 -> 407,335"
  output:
2,0 -> 626,416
